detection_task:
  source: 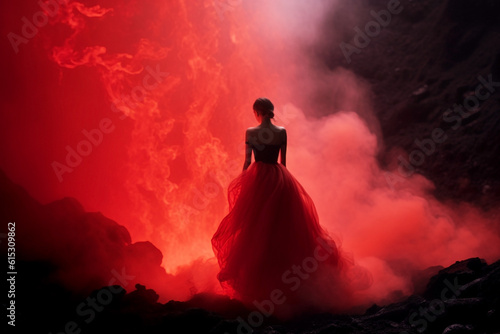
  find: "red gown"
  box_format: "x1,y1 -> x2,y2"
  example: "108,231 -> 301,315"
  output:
212,143 -> 356,317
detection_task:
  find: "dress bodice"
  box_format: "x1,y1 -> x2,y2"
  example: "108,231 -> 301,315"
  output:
247,143 -> 281,164
212,141 -> 350,314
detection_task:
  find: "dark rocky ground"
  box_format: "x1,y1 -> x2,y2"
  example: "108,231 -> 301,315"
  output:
3,0 -> 500,333
8,254 -> 500,334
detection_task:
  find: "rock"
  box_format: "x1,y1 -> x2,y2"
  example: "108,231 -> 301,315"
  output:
126,242 -> 163,266
443,0 -> 500,22
477,260 -> 500,301
364,304 -> 382,316
424,258 -> 487,300
412,265 -> 445,295
482,184 -> 491,194
125,284 -> 160,305
412,84 -> 429,97
458,277 -> 483,298
442,324 -> 473,334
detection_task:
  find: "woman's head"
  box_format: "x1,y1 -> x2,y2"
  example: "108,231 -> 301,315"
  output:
253,97 -> 275,119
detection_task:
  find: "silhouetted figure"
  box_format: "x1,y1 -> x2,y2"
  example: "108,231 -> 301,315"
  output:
212,98 -> 353,317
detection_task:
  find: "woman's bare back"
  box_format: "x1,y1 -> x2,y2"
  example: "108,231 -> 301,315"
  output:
246,124 -> 286,146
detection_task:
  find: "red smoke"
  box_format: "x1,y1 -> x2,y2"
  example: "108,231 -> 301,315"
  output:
1,0 -> 499,308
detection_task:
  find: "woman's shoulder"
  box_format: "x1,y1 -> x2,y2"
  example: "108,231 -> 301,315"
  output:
246,125 -> 286,130
245,127 -> 258,136
273,126 -> 286,137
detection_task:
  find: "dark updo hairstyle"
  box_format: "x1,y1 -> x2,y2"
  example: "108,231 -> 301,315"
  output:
253,97 -> 275,119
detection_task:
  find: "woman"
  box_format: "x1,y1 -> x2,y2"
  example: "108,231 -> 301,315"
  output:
212,98 -> 355,317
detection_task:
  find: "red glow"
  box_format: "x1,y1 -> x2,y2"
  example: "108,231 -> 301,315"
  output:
1,0 -> 499,309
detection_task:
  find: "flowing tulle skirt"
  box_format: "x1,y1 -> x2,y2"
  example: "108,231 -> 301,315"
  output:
212,162 -> 361,317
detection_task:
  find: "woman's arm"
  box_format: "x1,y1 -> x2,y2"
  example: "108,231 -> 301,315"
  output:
243,129 -> 252,171
280,129 -> 287,167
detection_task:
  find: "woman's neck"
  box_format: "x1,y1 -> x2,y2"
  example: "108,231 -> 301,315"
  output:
260,117 -> 272,126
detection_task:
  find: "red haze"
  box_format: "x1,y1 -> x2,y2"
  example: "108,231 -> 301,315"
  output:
1,0 -> 499,308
